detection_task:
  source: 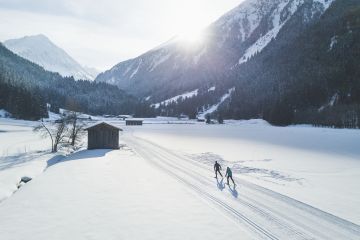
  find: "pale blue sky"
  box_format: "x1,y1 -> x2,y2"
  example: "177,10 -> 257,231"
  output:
0,0 -> 243,70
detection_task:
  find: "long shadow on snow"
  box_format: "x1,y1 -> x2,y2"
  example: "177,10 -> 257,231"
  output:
228,185 -> 238,198
0,151 -> 49,171
215,177 -> 238,198
47,149 -> 113,168
216,177 -> 225,191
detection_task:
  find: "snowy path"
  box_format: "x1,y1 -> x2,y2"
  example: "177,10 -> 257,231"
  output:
124,132 -> 360,240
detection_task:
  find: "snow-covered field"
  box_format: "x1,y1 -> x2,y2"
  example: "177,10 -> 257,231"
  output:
130,120 -> 360,224
0,119 -> 59,202
0,118 -> 83,202
1,117 -> 360,239
0,147 -> 253,240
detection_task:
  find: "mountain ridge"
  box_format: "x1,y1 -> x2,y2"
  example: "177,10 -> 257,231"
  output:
95,0 -> 333,99
0,42 -> 154,120
94,0 -> 360,127
4,34 -> 98,80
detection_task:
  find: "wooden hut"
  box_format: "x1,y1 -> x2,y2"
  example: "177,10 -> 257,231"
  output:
125,119 -> 143,126
85,122 -> 122,150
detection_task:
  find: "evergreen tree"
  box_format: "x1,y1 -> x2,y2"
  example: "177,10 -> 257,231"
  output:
0,43 -> 155,119
206,114 -> 211,124
217,113 -> 224,124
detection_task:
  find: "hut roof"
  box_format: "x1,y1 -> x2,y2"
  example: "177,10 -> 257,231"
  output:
85,122 -> 123,131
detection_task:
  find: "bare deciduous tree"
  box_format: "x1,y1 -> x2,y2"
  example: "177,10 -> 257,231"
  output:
34,117 -> 69,153
34,122 -> 54,152
67,111 -> 86,147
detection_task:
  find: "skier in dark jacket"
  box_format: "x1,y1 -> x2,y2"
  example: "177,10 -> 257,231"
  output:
214,161 -> 223,178
225,167 -> 236,186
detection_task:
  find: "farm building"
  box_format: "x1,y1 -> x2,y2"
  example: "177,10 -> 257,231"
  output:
85,122 -> 122,150
126,119 -> 143,126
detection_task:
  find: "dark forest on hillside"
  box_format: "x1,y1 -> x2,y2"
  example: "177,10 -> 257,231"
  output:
0,44 -> 155,120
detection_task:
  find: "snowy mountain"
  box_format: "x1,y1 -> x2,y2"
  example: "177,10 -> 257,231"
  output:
96,0 -> 360,127
96,0 -> 333,97
4,34 -> 98,80
0,42 -> 153,120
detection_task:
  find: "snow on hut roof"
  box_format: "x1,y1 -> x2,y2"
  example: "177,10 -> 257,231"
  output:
85,122 -> 123,131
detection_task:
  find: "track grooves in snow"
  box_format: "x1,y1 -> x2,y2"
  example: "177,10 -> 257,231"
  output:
140,137 -> 360,238
124,132 -> 360,240
132,139 -> 312,238
126,137 -> 301,239
151,152 -> 307,239
126,138 -> 279,240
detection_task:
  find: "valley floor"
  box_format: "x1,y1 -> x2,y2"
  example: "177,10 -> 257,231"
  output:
129,120 -> 360,224
0,118 -> 359,239
0,148 -> 253,240
0,119 -> 59,202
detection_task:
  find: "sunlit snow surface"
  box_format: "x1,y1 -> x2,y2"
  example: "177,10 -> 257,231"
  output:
0,119 -> 57,201
130,119 -> 360,224
0,119 -> 252,239
1,117 -> 359,239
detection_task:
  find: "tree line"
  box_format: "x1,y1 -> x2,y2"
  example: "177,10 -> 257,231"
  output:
0,43 -> 156,120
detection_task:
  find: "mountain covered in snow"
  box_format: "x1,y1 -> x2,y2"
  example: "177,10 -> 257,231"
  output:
96,0 -> 360,127
96,0 -> 332,96
0,42 -> 154,120
4,34 -> 98,80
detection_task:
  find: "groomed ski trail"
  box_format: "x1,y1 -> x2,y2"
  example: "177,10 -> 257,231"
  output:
124,132 -> 360,240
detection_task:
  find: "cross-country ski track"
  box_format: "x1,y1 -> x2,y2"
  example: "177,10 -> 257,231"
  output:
123,132 -> 360,240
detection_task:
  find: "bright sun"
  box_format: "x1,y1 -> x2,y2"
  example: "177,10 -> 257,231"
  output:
177,29 -> 206,47
178,31 -> 204,43
172,5 -> 211,48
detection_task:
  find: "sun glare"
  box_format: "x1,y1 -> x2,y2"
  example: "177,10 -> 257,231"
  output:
177,29 -> 207,48
171,3 -> 212,48
178,30 -> 204,43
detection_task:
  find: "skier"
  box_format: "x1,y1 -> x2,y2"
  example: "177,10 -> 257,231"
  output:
214,161 -> 223,178
225,167 -> 236,186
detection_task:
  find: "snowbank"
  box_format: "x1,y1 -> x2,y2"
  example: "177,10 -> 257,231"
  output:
0,119 -> 55,201
224,119 -> 271,126
0,109 -> 11,118
0,119 -> 84,202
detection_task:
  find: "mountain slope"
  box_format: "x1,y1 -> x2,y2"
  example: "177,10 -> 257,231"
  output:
224,0 -> 360,126
4,35 -> 98,80
96,0 -> 360,127
0,43 -> 154,120
96,0 -> 332,99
